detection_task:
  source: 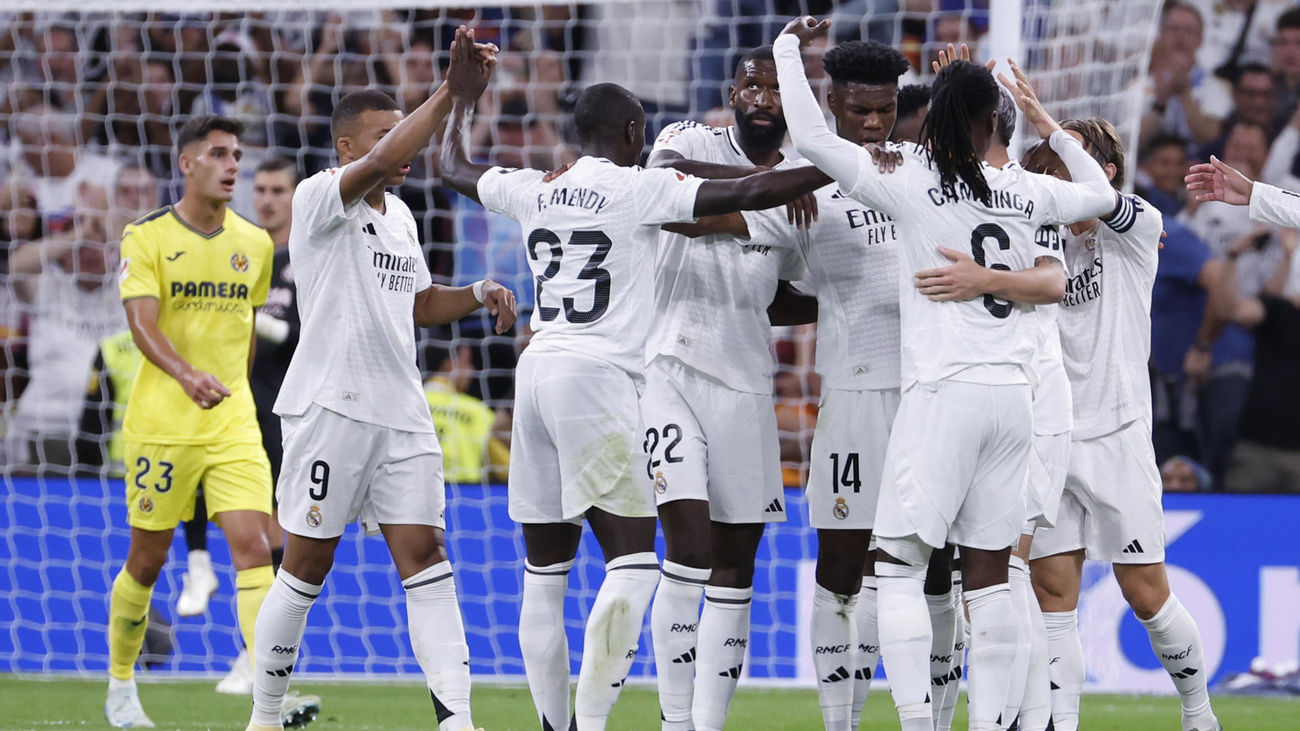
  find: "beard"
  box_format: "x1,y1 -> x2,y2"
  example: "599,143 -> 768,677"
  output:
734,107 -> 787,150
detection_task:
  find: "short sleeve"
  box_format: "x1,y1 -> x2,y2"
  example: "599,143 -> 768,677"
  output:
1101,194 -> 1164,256
292,166 -> 365,238
250,232 -> 274,307
633,167 -> 706,226
118,223 -> 160,302
476,166 -> 545,221
651,120 -> 711,158
739,206 -> 801,250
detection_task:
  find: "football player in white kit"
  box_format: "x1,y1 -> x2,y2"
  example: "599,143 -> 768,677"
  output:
775,17 -> 1120,731
247,29 -> 516,731
1187,153 -> 1300,228
735,39 -> 909,731
1023,120 -> 1222,731
437,29 -> 830,731
641,44 -> 829,731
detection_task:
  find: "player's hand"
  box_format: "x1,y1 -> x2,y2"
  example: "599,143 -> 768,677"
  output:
866,143 -> 902,174
931,43 -> 996,74
998,59 -> 1060,139
479,279 -> 518,334
786,192 -> 818,228
447,25 -> 495,102
913,246 -> 988,301
542,161 -> 576,183
1185,155 -> 1254,206
779,16 -> 831,47
1183,346 -> 1211,386
179,367 -> 231,410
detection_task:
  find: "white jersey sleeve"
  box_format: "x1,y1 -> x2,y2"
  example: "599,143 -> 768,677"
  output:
1249,181 -> 1300,229
633,167 -> 705,225
292,164 -> 366,240
1028,131 -> 1119,226
1100,194 -> 1163,255
652,120 -> 717,161
478,166 -> 547,220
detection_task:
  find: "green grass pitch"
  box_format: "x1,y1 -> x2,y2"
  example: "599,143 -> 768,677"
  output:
2,676 -> 1297,730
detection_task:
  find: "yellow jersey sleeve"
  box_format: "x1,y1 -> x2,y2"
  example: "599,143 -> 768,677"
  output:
118,222 -> 160,302
251,230 -> 274,308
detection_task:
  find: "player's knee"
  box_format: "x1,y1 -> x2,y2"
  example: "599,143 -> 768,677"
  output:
663,539 -> 711,570
124,548 -> 167,587
1116,564 -> 1170,620
875,534 -> 931,575
815,553 -> 864,595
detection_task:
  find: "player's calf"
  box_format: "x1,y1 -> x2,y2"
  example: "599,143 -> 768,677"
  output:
874,537 -> 934,731
812,529 -> 871,731
652,499 -> 713,731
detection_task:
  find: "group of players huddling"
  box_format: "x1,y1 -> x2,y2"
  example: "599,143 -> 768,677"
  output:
99,14 -> 1224,731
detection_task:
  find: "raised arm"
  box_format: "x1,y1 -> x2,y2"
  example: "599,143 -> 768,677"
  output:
124,297 -> 231,410
8,236 -> 75,303
341,27 -> 496,207
439,26 -> 498,203
772,20 -> 870,193
1188,156 -> 1300,230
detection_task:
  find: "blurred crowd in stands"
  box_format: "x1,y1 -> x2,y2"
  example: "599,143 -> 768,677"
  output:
1,1 -> 1298,492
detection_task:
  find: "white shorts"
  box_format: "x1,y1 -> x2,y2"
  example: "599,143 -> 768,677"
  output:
508,350 -> 654,524
806,388 -> 901,530
1031,420 -> 1165,563
277,404 -> 445,539
1025,432 -> 1071,530
640,357 -> 786,524
875,381 -> 1032,553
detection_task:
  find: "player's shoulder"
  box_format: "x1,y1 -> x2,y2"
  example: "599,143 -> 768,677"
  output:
1104,192 -> 1162,236
653,119 -> 725,149
129,205 -> 172,229
293,166 -> 342,199
223,208 -> 275,249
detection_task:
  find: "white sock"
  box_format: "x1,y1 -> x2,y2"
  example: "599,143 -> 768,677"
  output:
925,590 -> 957,731
251,571 -> 320,727
811,583 -> 858,731
651,560 -> 709,731
933,589 -> 964,731
876,561 -> 933,731
403,562 -> 473,731
850,578 -> 880,731
964,584 -> 1017,731
1019,574 -> 1052,731
574,553 -> 659,731
1043,609 -> 1084,731
1139,594 -> 1214,721
520,559 -> 574,731
691,585 -> 753,731
1003,557 -> 1033,727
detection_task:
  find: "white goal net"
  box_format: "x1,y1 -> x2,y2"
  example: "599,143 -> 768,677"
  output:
0,0 -> 1160,683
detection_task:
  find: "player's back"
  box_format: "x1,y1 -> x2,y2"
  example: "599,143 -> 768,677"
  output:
119,206 -> 272,444
853,146 -> 1072,388
477,156 -> 704,377
275,167 -> 435,433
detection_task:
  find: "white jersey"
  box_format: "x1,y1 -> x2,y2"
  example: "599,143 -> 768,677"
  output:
1250,181 -> 1300,230
476,156 -> 704,377
1031,302 -> 1073,436
743,180 -> 901,391
275,165 -> 435,433
774,34 -> 1116,390
1057,194 -> 1162,440
647,121 -> 805,394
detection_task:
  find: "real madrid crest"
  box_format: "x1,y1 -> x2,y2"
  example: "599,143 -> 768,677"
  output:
833,497 -> 849,520
306,505 -> 322,528
654,470 -> 668,494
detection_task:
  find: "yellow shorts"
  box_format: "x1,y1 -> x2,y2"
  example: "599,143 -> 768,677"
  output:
124,439 -> 272,531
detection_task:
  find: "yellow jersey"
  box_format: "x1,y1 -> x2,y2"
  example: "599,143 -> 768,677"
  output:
118,205 -> 273,444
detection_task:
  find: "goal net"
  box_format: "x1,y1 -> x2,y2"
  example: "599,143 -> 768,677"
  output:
0,0 -> 1160,683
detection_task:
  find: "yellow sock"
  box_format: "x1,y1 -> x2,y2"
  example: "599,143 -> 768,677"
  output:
108,570 -> 154,681
236,565 -> 274,663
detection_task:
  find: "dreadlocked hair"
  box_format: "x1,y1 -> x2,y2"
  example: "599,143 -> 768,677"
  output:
919,60 -> 1000,206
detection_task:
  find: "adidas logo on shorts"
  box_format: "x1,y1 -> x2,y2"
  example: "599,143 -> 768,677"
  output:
764,499 -> 784,514
1121,539 -> 1145,554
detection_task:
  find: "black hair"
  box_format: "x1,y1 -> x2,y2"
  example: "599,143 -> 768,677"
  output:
573,83 -> 643,146
255,155 -> 300,184
175,115 -> 243,155
735,45 -> 775,75
1280,6 -> 1300,32
994,88 -> 1016,148
1233,62 -> 1274,84
330,89 -> 400,141
920,60 -> 1000,206
896,84 -> 931,120
1139,133 -> 1190,162
822,40 -> 910,86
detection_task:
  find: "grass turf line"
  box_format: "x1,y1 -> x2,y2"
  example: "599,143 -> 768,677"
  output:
2,677 -> 1299,730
